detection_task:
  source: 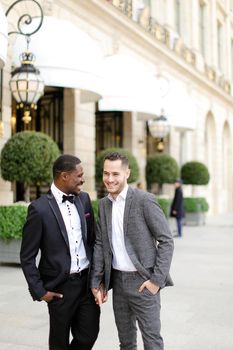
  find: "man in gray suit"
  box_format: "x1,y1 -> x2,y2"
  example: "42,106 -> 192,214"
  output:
91,151 -> 174,350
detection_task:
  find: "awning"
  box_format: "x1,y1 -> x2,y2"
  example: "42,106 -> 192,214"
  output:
11,18 -> 197,129
162,82 -> 196,130
12,16 -> 103,101
98,54 -> 162,116
99,55 -> 196,130
0,4 -> 8,68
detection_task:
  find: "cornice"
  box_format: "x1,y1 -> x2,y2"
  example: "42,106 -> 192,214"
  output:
57,0 -> 233,106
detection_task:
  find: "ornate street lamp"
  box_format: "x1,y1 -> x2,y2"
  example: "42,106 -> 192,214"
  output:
6,0 -> 44,124
148,111 -> 170,152
10,51 -> 44,123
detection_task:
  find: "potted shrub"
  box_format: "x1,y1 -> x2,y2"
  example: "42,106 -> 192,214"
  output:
183,197 -> 209,225
181,161 -> 210,187
0,131 -> 60,202
0,204 -> 28,263
181,161 -> 210,225
0,199 -> 100,264
95,147 -> 139,197
146,154 -> 179,194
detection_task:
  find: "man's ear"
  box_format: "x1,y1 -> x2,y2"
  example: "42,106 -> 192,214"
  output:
60,171 -> 68,181
126,168 -> 131,179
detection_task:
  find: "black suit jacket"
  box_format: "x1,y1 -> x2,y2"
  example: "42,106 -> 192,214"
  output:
20,190 -> 95,301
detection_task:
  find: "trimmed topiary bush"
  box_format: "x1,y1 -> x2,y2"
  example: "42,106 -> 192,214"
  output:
181,161 -> 210,185
183,197 -> 209,213
0,205 -> 28,241
95,147 -> 139,184
0,131 -> 60,202
146,154 -> 179,193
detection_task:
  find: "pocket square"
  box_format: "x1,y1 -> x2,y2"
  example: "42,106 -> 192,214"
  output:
85,212 -> 91,218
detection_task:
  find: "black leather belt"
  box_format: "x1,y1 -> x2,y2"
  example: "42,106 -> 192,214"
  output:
69,268 -> 89,280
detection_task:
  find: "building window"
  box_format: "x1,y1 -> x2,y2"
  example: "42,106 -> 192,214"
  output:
199,1 -> 206,58
175,0 -> 181,35
96,110 -> 123,154
37,87 -> 64,151
217,21 -> 223,71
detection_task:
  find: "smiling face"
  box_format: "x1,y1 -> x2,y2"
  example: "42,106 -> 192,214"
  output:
59,163 -> 85,195
103,159 -> 130,199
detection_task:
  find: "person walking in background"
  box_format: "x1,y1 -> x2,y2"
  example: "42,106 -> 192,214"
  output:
170,179 -> 185,238
20,154 -> 100,350
91,151 -> 174,350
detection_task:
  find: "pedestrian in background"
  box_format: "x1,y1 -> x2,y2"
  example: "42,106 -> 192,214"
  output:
170,179 -> 185,237
20,154 -> 100,350
91,151 -> 174,350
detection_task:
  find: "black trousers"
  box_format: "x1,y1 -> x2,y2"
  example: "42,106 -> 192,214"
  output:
47,274 -> 100,350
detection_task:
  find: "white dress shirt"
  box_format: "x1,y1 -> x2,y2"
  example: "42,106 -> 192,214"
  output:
108,185 -> 136,271
51,183 -> 89,273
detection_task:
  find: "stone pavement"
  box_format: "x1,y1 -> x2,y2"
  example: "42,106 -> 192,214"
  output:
1,212 -> 233,350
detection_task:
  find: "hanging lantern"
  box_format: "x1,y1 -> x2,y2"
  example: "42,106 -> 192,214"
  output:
148,114 -> 170,139
9,51 -> 44,123
148,113 -> 170,152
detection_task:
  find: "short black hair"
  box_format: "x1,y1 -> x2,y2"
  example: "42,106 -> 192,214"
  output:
104,152 -> 129,167
53,154 -> 81,179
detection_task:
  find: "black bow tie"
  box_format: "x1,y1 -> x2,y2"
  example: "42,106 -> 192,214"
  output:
62,194 -> 75,204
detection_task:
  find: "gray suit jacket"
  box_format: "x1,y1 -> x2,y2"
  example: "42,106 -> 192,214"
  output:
90,187 -> 174,291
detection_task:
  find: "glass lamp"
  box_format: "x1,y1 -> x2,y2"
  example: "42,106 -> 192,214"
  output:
148,113 -> 170,152
9,51 -> 44,123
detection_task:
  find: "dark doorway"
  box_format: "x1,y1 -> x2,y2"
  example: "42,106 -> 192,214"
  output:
96,110 -> 123,154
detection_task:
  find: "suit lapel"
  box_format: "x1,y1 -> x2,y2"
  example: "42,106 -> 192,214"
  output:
104,198 -> 113,250
123,187 -> 134,235
47,193 -> 69,247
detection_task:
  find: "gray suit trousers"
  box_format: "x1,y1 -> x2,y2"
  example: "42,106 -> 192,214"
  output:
112,270 -> 164,350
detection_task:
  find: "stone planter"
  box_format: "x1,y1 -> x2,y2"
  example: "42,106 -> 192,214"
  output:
184,212 -> 206,226
0,239 -> 21,264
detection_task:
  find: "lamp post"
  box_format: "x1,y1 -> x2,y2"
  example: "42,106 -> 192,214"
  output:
4,0 -> 44,127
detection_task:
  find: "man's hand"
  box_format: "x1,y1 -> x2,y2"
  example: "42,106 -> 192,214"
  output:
40,291 -> 63,303
139,280 -> 160,295
91,284 -> 108,305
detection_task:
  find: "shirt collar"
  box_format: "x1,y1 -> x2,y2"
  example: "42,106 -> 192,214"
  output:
51,182 -> 69,205
108,184 -> 128,202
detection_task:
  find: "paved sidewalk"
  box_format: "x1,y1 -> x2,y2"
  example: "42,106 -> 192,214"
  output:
0,212 -> 233,349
